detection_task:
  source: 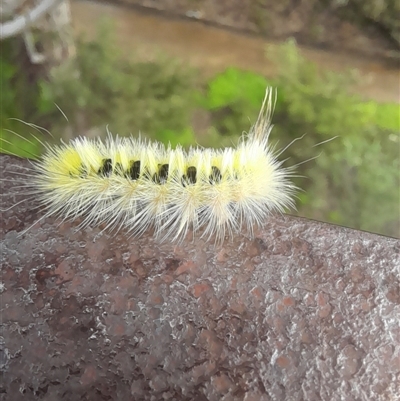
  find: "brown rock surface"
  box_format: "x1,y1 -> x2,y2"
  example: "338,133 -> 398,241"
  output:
1,154 -> 399,400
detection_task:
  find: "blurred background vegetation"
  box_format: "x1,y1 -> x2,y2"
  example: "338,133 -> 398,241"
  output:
1,15 -> 399,238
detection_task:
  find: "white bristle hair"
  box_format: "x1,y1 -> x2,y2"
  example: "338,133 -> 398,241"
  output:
7,88 -> 297,242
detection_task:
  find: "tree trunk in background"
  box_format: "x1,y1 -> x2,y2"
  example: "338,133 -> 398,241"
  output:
0,0 -> 75,66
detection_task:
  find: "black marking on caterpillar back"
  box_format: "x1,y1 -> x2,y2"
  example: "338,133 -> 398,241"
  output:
182,166 -> 197,186
153,164 -> 169,184
187,166 -> 197,184
128,160 -> 141,180
209,166 -> 222,184
98,158 -> 113,177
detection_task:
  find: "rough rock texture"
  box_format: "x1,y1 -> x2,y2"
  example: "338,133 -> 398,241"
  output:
1,154 -> 399,401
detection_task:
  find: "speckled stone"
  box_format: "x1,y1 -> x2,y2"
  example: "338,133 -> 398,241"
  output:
1,154 -> 399,401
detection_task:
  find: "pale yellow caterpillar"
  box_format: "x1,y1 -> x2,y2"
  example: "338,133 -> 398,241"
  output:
2,88 -> 297,242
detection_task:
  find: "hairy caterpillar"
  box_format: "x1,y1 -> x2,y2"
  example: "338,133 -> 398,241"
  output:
2,89 -> 297,242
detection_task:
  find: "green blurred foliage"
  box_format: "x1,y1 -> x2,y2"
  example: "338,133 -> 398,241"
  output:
201,39 -> 399,237
0,39 -> 44,158
268,40 -> 399,237
1,21 -> 196,157
38,21 -> 196,144
372,102 -> 400,131
201,68 -> 269,137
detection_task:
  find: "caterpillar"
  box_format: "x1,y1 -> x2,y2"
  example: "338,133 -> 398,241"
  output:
2,88 -> 296,242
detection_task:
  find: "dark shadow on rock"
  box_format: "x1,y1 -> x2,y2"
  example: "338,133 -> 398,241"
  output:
1,154 -> 399,400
